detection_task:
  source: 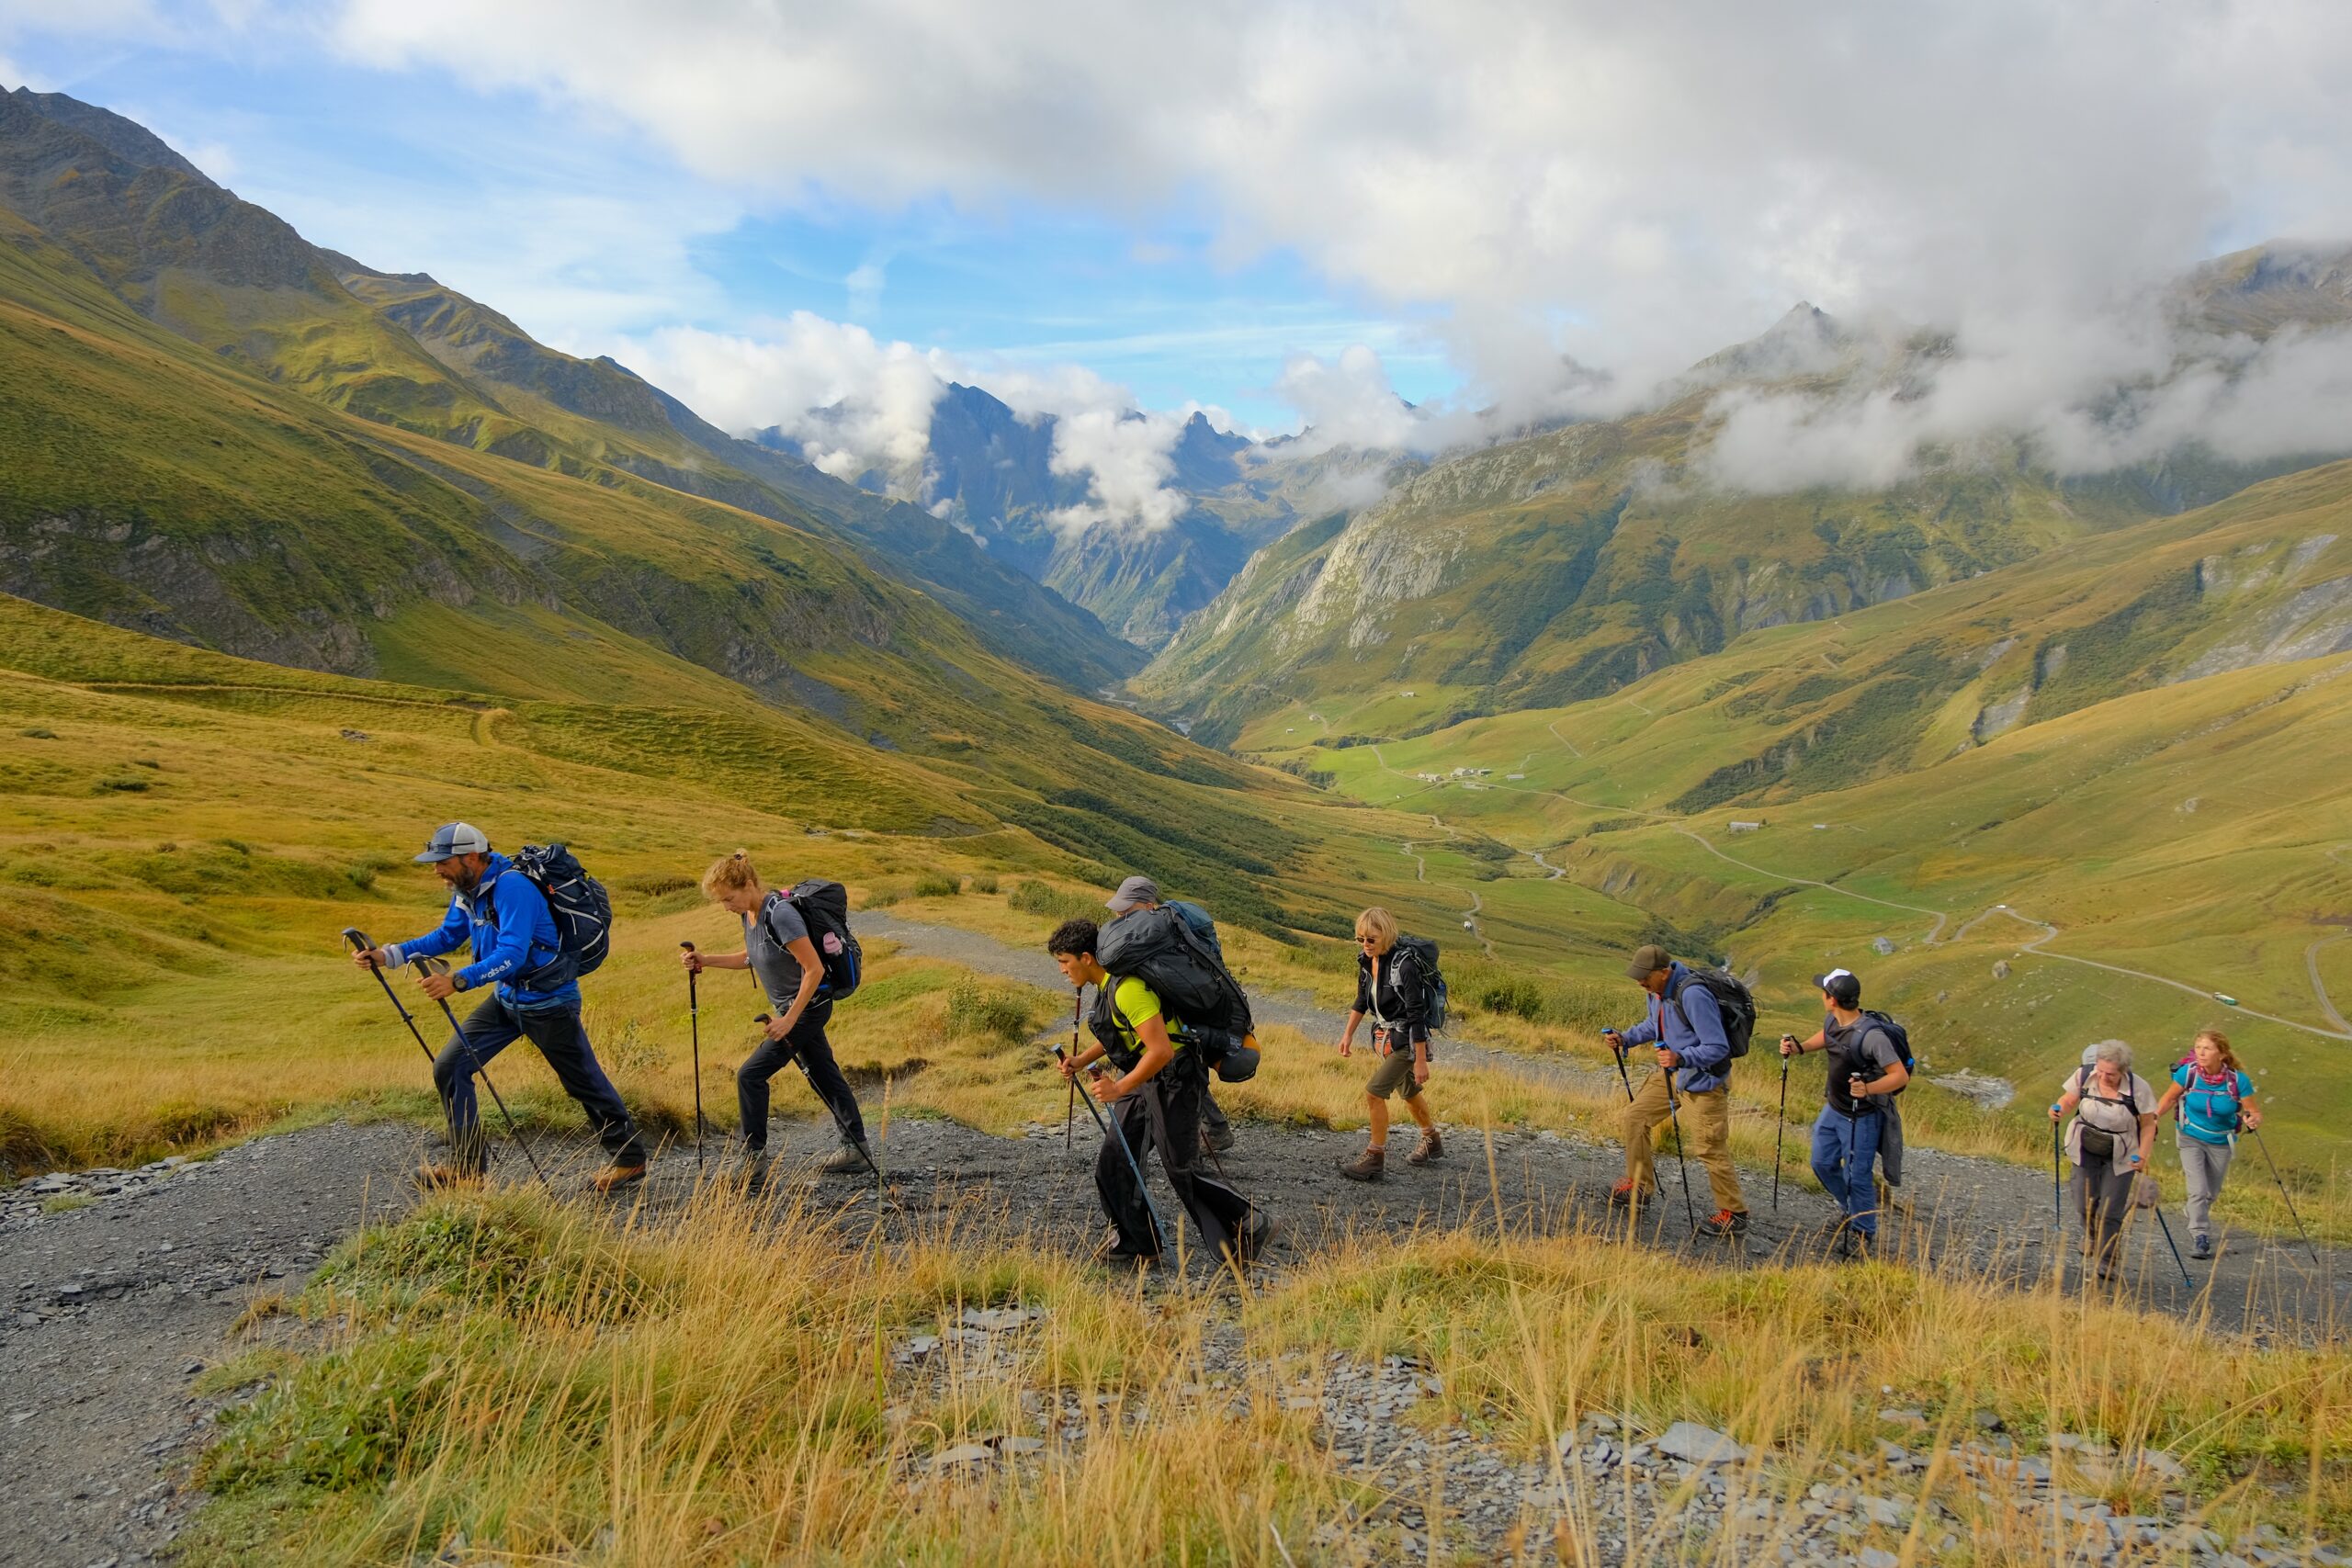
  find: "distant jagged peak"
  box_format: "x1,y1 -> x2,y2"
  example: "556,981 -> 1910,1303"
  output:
5,84 -> 213,186
1688,299 -> 1862,386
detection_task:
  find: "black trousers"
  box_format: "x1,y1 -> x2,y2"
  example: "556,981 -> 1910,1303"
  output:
435,994 -> 646,1173
1200,1086 -> 1231,1140
1096,1055 -> 1255,1258
737,1000 -> 866,1151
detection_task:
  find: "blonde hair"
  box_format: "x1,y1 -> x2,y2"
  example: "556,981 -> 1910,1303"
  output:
1354,906 -> 1398,953
2194,1028 -> 2242,1074
700,850 -> 762,901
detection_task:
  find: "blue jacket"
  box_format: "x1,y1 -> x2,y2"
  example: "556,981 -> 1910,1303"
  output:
389,852 -> 580,1010
1616,962 -> 1732,1093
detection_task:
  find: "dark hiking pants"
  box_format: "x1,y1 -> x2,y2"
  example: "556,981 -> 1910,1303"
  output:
435,994 -> 646,1173
737,1000 -> 867,1152
2071,1148 -> 2137,1269
1095,1055 -> 1255,1259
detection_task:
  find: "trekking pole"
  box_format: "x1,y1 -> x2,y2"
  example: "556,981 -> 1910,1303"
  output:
681,942 -> 705,1175
1065,991 -> 1081,1155
1054,1035 -> 1169,1255
754,1014 -> 881,1197
2143,1177 -> 2194,1290
2250,1128 -> 2322,1268
1772,1041 -> 1792,1214
1661,1071 -> 1699,1233
1604,1032 -> 1636,1102
345,928 -> 548,1190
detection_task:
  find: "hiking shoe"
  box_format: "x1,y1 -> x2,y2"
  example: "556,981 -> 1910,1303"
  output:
1697,1209 -> 1750,1239
722,1145 -> 770,1187
1406,1129 -> 1444,1166
1608,1179 -> 1656,1209
591,1161 -> 648,1194
2191,1234 -> 2213,1261
820,1141 -> 876,1176
1834,1226 -> 1874,1261
415,1163 -> 484,1191
1339,1145 -> 1386,1182
1203,1122 -> 1236,1155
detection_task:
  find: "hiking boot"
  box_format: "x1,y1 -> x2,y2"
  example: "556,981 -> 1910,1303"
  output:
820,1141 -> 876,1176
1406,1129 -> 1444,1166
1202,1122 -> 1236,1155
2191,1234 -> 2213,1261
723,1144 -> 770,1187
1339,1145 -> 1386,1182
1834,1225 -> 1873,1261
1697,1209 -> 1750,1239
415,1163 -> 483,1191
591,1160 -> 648,1194
1608,1179 -> 1656,1209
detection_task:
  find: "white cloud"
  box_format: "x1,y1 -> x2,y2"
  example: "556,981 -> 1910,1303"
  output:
314,0 -> 2352,438
622,316 -> 1201,531
843,260 -> 884,321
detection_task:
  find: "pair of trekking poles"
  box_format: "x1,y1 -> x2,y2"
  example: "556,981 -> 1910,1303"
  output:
1609,1034 -> 1700,1232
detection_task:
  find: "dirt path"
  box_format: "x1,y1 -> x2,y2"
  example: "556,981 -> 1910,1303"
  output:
0,1123 -> 424,1567
2308,929 -> 2351,1035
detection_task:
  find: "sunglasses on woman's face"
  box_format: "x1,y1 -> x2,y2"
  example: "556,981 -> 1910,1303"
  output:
1358,936 -> 1378,946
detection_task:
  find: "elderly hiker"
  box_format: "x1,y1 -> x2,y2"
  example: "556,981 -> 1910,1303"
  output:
2052,1040 -> 2159,1282
2152,1028 -> 2261,1259
1603,942 -> 1748,1237
1048,917 -> 1269,1269
1335,906 -> 1442,1181
349,821 -> 648,1192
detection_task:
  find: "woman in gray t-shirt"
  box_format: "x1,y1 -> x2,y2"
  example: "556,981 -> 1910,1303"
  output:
684,852 -> 871,1177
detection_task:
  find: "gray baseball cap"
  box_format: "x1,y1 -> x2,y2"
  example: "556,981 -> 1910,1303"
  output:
1107,874 -> 1161,914
413,821 -> 490,863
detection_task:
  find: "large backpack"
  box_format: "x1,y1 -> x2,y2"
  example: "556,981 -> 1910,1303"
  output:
1390,934 -> 1451,1033
1164,898 -> 1225,961
507,842 -> 612,982
1667,966 -> 1756,1060
776,878 -> 863,1000
1097,905 -> 1256,1077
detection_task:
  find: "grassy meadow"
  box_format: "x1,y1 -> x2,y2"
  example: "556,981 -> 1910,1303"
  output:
175,1180 -> 2352,1564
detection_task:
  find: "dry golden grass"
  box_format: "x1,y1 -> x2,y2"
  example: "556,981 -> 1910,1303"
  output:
179,1166 -> 2351,1565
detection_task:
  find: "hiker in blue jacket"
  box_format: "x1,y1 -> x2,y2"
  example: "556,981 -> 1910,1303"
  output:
1603,942 -> 1748,1236
2152,1027 -> 2261,1259
350,822 -> 647,1191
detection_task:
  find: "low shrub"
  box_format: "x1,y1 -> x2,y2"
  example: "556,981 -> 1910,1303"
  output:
912,872 -> 962,898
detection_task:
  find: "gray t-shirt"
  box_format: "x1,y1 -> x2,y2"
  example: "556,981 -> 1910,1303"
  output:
748,892 -> 811,1011
1824,1012 -> 1904,1116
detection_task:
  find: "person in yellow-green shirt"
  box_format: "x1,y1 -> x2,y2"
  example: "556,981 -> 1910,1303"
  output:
1048,917 -> 1269,1269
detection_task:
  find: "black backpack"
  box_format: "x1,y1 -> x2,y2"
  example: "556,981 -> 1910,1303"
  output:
1390,934 -> 1450,1032
1667,966 -> 1756,1060
1096,905 -> 1256,1077
507,842 -> 612,982
1833,1010 -> 1917,1095
778,879 -> 862,1000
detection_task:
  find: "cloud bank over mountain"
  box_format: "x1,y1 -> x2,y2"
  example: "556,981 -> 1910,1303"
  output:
310,0 -> 2352,502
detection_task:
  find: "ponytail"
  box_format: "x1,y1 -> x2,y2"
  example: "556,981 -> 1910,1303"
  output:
701,849 -> 761,901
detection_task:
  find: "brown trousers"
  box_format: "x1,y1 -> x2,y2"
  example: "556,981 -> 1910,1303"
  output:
1621,1071 -> 1745,1214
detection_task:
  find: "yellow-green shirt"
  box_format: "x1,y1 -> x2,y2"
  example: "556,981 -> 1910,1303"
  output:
1097,976 -> 1189,1063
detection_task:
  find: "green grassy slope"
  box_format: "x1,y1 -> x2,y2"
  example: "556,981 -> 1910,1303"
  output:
1138,254 -> 2352,747
1239,463 -> 2352,1167
0,86 -> 1138,694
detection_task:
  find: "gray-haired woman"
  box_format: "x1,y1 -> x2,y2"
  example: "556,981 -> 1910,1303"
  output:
2049,1040 -> 2158,1282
